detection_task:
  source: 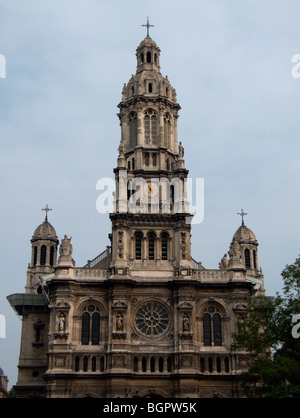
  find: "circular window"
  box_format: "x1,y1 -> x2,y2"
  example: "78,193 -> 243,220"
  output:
136,302 -> 169,336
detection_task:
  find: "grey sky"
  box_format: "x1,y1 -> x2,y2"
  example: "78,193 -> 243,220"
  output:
0,0 -> 299,389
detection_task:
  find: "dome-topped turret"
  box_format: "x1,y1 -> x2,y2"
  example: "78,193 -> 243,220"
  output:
29,206 -> 59,272
230,210 -> 259,276
233,224 -> 257,243
32,219 -> 58,241
32,204 -> 58,242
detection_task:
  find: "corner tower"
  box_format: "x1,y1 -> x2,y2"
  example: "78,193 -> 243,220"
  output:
110,23 -> 193,277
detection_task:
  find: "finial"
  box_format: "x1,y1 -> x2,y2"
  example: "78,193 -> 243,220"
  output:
141,16 -> 154,38
237,208 -> 247,226
42,204 -> 52,221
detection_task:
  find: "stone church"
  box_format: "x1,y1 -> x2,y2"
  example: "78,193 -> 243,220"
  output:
8,24 -> 265,398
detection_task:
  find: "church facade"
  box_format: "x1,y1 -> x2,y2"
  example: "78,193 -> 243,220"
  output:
8,28 -> 265,398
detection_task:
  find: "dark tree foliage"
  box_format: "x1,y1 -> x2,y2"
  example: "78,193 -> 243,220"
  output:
232,256 -> 300,397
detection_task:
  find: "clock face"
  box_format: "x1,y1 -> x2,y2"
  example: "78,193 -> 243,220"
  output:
144,183 -> 158,196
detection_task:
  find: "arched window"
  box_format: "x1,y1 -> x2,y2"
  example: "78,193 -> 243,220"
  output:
50,246 -> 55,266
133,357 -> 138,372
147,51 -> 151,63
245,249 -> 251,268
100,356 -> 105,372
213,314 -> 222,346
216,357 -> 221,373
144,153 -> 150,166
203,306 -> 223,346
154,53 -> 157,64
200,357 -> 205,373
92,356 -> 97,372
208,357 -> 213,373
161,233 -> 168,260
75,356 -> 80,372
253,250 -> 257,269
148,233 -> 155,260
129,112 -> 137,148
152,153 -> 157,166
81,312 -> 90,345
81,305 -> 100,345
170,185 -> 174,209
203,313 -> 212,346
203,306 -> 222,346
142,357 -> 147,372
159,357 -> 164,372
225,357 -> 230,373
91,313 -> 100,345
144,109 -> 157,145
33,246 -> 38,266
135,232 -> 143,260
83,356 -> 88,372
150,357 -> 155,372
149,83 -> 153,93
164,113 -> 171,148
40,245 -> 47,266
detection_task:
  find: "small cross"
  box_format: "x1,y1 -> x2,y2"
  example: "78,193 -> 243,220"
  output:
142,17 -> 154,38
42,204 -> 52,221
237,208 -> 247,226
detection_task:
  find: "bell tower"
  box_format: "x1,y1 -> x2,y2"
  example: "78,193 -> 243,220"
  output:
110,20 -> 194,277
26,205 -> 59,293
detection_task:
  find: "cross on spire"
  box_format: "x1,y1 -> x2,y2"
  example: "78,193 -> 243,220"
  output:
237,208 -> 247,226
42,204 -> 52,221
142,16 -> 154,38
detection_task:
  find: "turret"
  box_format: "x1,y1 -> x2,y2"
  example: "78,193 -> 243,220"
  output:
26,205 -> 59,293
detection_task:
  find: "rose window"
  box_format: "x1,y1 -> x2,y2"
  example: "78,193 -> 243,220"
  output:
136,302 -> 169,336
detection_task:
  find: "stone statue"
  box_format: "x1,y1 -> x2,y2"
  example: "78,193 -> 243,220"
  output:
219,254 -> 229,270
182,314 -> 190,332
228,239 -> 241,259
179,142 -> 184,158
58,313 -> 65,332
118,142 -> 124,157
59,235 -> 73,257
116,313 -> 124,332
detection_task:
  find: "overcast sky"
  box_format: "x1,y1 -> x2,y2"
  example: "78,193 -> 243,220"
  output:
0,0 -> 300,390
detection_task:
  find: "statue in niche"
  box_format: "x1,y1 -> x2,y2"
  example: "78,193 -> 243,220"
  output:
58,313 -> 65,332
219,254 -> 229,270
116,313 -> 124,332
182,314 -> 190,332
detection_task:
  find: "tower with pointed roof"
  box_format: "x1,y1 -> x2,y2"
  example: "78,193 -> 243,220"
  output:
111,21 -> 192,279
8,22 -> 266,398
